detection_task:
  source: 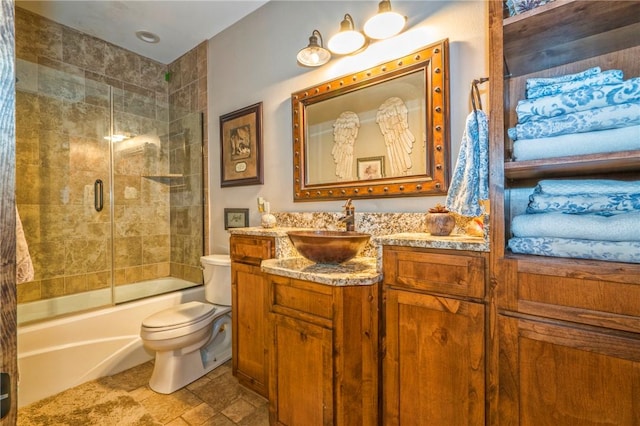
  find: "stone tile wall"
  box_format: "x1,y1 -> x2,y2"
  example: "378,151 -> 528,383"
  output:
14,7 -> 207,304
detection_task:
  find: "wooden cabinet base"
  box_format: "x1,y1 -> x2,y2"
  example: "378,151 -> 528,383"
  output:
499,314 -> 640,424
268,275 -> 379,426
231,235 -> 274,398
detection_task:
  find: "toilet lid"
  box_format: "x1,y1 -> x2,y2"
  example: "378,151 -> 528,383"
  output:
142,301 -> 216,329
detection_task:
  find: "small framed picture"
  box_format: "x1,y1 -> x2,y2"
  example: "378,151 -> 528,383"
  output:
224,208 -> 249,230
220,102 -> 264,187
357,156 -> 384,180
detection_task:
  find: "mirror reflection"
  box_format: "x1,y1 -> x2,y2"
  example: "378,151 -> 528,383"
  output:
292,39 -> 450,201
305,70 -> 426,185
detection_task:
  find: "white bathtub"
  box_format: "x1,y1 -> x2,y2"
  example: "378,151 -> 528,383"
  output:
17,279 -> 205,407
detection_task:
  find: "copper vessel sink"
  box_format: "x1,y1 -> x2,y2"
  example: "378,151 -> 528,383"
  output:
287,230 -> 371,264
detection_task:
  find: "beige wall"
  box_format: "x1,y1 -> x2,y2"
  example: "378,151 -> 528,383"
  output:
207,0 -> 488,253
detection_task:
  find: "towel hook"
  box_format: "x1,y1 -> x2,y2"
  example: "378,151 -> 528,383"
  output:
471,77 -> 489,112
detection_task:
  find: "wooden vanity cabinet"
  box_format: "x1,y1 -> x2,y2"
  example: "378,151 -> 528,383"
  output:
382,246 -> 489,425
230,234 -> 274,398
267,274 -> 379,426
488,1 -> 640,424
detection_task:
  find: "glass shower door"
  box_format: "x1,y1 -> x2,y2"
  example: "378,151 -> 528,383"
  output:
111,84 -> 204,304
15,61 -> 205,323
15,60 -> 114,323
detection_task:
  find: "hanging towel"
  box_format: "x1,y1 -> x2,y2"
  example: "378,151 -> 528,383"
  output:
445,110 -> 489,217
16,207 -> 34,284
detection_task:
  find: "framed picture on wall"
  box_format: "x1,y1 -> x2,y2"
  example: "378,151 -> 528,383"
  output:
220,102 -> 264,187
357,156 -> 385,180
224,208 -> 250,230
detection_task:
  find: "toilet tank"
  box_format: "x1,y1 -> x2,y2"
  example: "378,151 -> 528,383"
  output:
200,254 -> 231,306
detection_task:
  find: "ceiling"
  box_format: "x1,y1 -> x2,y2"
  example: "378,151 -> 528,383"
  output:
15,0 -> 270,64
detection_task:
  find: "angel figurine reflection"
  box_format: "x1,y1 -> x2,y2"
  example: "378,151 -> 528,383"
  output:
331,111 -> 360,181
376,97 -> 415,176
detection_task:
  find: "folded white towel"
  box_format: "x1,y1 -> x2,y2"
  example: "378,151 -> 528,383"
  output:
535,179 -> 640,195
511,211 -> 640,241
16,207 -> 34,284
513,125 -> 640,161
508,237 -> 640,264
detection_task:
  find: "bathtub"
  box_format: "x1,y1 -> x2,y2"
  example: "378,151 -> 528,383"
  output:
17,279 -> 204,407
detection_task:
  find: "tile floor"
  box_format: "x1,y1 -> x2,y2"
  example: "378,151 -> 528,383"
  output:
19,360 -> 270,426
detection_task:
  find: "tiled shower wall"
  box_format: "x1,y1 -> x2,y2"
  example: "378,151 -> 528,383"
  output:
15,7 -> 207,304
167,42 -> 209,284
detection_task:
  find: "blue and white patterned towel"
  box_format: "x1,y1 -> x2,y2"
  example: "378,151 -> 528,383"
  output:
445,110 -> 488,217
526,70 -> 624,99
517,78 -> 640,123
511,211 -> 640,241
508,101 -> 640,140
527,192 -> 640,215
513,125 -> 640,161
508,237 -> 640,264
525,67 -> 601,92
534,179 -> 640,195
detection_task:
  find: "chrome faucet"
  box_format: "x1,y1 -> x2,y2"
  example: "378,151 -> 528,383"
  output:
339,199 -> 355,232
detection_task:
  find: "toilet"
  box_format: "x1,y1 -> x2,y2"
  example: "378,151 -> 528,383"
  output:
140,254 -> 232,394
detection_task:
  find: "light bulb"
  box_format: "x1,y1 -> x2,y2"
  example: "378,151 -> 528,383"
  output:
364,11 -> 405,39
328,30 -> 365,55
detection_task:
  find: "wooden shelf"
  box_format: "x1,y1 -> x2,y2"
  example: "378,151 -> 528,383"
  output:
503,0 -> 640,76
504,150 -> 640,181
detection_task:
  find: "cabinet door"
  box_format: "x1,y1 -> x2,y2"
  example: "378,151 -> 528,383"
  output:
231,261 -> 269,397
270,314 -> 333,426
499,315 -> 640,425
384,289 -> 485,425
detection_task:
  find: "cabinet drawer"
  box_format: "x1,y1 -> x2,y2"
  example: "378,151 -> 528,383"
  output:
512,258 -> 640,334
383,247 -> 486,299
230,235 -> 274,265
269,275 -> 333,327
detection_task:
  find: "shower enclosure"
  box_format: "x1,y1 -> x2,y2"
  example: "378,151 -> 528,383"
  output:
14,57 -> 205,325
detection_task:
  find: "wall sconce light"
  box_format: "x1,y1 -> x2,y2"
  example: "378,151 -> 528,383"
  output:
297,30 -> 332,67
364,0 -> 406,40
327,14 -> 366,55
296,2 -> 408,67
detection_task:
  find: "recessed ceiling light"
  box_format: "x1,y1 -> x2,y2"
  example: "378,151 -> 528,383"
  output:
136,30 -> 160,44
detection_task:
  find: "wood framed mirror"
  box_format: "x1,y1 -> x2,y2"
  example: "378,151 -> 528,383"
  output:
292,39 -> 450,201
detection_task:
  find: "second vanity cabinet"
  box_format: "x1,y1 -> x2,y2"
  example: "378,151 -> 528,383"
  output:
230,234 -> 274,398
382,245 -> 489,425
266,273 -> 379,426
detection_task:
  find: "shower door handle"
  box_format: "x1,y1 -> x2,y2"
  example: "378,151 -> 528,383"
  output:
94,179 -> 104,212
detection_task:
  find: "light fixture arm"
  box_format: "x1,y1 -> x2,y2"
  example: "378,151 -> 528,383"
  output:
340,14 -> 356,32
309,29 -> 324,48
377,0 -> 392,13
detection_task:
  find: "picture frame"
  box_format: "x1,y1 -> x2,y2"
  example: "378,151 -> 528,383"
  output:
220,102 -> 263,187
357,156 -> 385,180
224,208 -> 249,230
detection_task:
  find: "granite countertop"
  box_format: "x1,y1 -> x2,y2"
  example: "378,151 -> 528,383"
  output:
374,232 -> 489,252
261,257 -> 381,286
230,226 -> 488,284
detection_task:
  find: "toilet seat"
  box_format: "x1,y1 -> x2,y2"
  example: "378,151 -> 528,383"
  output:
141,302 -> 217,340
